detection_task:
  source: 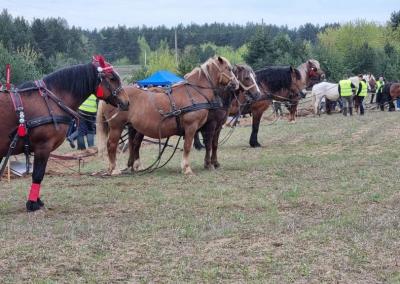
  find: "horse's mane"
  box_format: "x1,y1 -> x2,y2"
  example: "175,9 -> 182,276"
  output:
256,66 -> 300,93
17,63 -> 98,102
184,56 -> 232,81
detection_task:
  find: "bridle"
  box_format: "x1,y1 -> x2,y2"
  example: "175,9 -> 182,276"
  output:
200,59 -> 238,89
236,69 -> 261,99
93,60 -> 128,110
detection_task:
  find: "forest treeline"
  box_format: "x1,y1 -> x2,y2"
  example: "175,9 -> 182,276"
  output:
0,8 -> 399,84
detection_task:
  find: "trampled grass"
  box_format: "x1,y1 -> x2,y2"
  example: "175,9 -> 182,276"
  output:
1,110 -> 400,283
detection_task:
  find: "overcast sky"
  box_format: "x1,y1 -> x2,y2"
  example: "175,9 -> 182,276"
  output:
1,0 -> 398,29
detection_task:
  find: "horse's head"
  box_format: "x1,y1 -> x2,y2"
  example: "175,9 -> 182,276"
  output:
233,64 -> 261,101
306,59 -> 325,86
289,66 -> 304,100
200,56 -> 240,91
92,55 -> 129,110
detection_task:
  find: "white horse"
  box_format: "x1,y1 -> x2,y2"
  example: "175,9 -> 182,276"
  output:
312,76 -> 360,115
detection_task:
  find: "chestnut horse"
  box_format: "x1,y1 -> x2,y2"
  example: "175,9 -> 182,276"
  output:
97,56 -> 239,175
0,56 -> 126,211
139,64 -> 260,169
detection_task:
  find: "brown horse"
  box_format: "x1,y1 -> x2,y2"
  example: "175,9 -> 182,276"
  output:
97,56 -> 240,175
231,59 -> 324,147
0,56 -> 126,212
134,64 -> 260,170
383,82 -> 400,111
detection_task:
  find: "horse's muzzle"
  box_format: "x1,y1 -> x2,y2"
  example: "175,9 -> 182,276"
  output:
118,101 -> 130,111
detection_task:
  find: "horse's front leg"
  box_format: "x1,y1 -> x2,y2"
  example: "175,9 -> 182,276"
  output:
107,126 -> 124,175
202,124 -> 215,170
211,127 -> 222,169
250,110 -> 263,147
181,127 -> 197,175
289,104 -> 297,123
26,149 -> 50,212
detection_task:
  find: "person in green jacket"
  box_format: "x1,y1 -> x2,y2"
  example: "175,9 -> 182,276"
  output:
338,77 -> 356,116
67,94 -> 98,150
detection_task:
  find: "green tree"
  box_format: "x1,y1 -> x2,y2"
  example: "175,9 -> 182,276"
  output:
0,43 -> 41,84
147,39 -> 177,74
244,27 -> 275,69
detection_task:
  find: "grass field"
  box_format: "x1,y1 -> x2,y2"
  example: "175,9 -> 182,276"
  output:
1,110 -> 400,283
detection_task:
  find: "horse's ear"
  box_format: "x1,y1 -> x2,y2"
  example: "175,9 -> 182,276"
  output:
290,66 -> 294,72
217,56 -> 224,64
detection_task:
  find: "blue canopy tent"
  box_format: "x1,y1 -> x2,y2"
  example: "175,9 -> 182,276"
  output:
137,70 -> 184,87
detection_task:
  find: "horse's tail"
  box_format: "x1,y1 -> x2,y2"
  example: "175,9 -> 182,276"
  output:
96,101 -> 109,155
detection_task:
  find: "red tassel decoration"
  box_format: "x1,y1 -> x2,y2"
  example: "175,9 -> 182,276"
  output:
17,124 -> 27,137
96,86 -> 104,98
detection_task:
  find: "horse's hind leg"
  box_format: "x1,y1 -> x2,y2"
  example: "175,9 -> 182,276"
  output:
131,132 -> 144,172
26,149 -> 50,212
107,126 -> 124,175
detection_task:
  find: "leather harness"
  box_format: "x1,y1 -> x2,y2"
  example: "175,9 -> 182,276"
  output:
0,81 -> 76,178
156,83 -> 224,135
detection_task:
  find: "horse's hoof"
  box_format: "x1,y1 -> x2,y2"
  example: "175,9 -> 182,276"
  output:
194,144 -> 204,151
183,167 -> 194,175
213,162 -> 221,169
37,198 -> 45,207
111,169 -> 122,176
26,200 -> 42,212
250,142 -> 261,148
204,164 -> 215,170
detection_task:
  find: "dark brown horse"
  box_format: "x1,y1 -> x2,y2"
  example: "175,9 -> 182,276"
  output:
230,59 -> 324,147
97,56 -> 239,175
0,56 -> 126,211
382,82 -> 400,111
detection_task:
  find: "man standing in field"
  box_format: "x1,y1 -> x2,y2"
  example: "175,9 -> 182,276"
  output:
354,74 -> 368,115
375,76 -> 385,110
338,77 -> 356,116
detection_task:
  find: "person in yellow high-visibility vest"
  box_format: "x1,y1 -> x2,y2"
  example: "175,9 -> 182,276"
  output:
338,77 -> 356,116
67,94 -> 98,150
354,74 -> 368,115
375,76 -> 385,111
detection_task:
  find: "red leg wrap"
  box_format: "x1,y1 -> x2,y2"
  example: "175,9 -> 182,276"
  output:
28,183 -> 41,201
